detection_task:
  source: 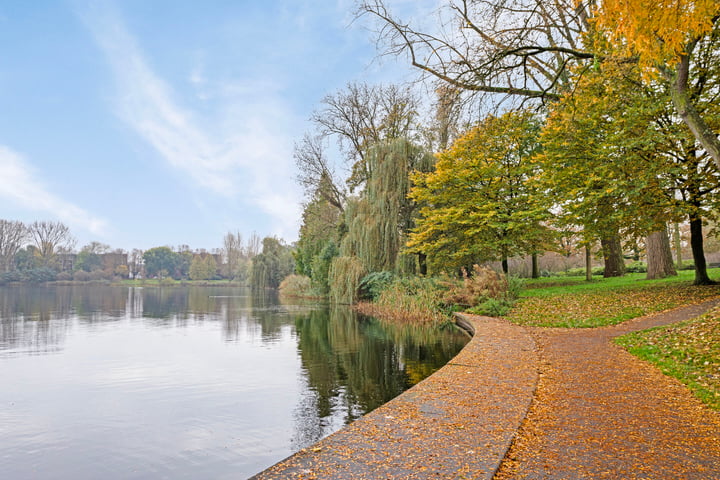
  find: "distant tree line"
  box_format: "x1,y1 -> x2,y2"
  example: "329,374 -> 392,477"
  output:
0,219 -> 293,288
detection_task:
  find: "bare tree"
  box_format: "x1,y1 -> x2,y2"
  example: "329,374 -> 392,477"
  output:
28,221 -> 75,268
310,82 -> 421,189
128,248 -> 144,279
82,241 -> 110,254
294,134 -> 347,211
223,231 -> 243,279
0,220 -> 27,272
429,83 -> 465,151
358,0 -> 595,103
246,232 -> 262,259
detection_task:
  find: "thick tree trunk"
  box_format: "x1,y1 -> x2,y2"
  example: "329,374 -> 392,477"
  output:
673,223 -> 683,269
645,228 -> 677,279
531,253 -> 539,279
585,245 -> 593,282
689,215 -> 715,285
601,236 -> 625,277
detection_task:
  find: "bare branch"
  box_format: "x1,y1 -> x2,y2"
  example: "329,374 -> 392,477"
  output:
358,0 -> 595,103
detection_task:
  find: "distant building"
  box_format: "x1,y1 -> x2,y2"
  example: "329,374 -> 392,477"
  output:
57,253 -> 77,272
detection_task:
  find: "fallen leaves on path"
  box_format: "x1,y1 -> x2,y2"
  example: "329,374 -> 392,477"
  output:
496,301 -> 720,479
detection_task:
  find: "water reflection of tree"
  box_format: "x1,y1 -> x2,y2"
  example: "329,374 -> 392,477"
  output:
141,287 -> 191,320
0,285 -> 305,354
0,285 -> 129,354
290,305 -> 468,449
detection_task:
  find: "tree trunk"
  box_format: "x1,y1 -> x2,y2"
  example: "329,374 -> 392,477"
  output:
585,244 -> 593,282
645,228 -> 677,279
418,253 -> 427,276
689,215 -> 715,285
673,222 -> 683,269
666,55 -> 720,171
601,236 -> 625,277
501,257 -> 509,275
531,253 -> 539,279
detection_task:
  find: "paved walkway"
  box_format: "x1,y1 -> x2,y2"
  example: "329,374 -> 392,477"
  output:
496,298 -> 720,479
252,300 -> 720,479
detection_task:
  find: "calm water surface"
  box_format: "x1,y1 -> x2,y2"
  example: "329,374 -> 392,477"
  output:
0,285 -> 468,479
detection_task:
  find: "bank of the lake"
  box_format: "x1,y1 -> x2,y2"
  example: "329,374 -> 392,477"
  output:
253,273 -> 720,478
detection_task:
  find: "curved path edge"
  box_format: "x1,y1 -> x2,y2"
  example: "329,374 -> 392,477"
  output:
250,314 -> 538,479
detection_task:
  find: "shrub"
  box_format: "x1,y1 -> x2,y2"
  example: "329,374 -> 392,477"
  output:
507,275 -> 525,300
564,267 -> 589,277
56,271 -> 73,281
626,261 -> 647,273
279,274 -> 313,297
73,270 -> 91,282
25,267 -> 56,283
442,265 -> 509,307
359,271 -> 396,301
0,270 -> 22,284
469,298 -> 513,317
372,276 -> 449,323
89,270 -> 107,282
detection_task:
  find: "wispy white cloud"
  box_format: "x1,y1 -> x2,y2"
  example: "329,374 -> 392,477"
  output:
0,146 -> 108,235
80,2 -> 302,238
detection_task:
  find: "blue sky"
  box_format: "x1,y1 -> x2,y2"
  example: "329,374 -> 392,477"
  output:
0,0 -> 422,251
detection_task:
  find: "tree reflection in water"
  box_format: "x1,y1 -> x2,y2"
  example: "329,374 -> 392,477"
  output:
290,304 -> 468,449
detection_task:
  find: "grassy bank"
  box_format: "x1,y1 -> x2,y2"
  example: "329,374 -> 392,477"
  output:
615,308 -> 720,410
505,270 -> 720,328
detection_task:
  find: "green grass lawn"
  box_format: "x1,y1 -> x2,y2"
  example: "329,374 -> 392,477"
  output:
506,270 -> 720,328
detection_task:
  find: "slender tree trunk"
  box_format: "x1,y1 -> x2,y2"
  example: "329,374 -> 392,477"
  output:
673,223 -> 683,269
601,236 -> 625,277
585,244 -> 593,282
689,215 -> 715,285
646,228 -> 677,279
501,257 -> 509,275
418,253 -> 427,276
531,253 -> 539,279
665,56 -> 720,170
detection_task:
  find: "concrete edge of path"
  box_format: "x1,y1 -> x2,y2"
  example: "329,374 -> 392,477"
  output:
250,314 -> 538,479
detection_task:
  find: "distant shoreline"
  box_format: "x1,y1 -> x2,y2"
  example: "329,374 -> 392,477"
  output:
0,279 -> 249,288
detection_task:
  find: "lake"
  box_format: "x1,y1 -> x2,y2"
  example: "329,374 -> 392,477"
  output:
0,285 -> 468,479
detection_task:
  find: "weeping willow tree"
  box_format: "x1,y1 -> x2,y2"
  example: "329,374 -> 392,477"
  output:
329,138 -> 435,303
328,255 -> 366,304
251,236 -> 295,290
